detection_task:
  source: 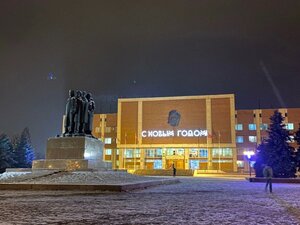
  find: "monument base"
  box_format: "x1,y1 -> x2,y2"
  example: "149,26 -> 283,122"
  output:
32,136 -> 112,171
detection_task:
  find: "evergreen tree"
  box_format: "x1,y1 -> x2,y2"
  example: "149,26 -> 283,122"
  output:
294,123 -> 300,174
14,128 -> 35,168
0,134 -> 16,172
254,110 -> 296,178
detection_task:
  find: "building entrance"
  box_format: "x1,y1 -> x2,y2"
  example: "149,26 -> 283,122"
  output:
166,159 -> 185,169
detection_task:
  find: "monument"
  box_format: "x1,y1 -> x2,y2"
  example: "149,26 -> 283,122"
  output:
32,90 -> 112,171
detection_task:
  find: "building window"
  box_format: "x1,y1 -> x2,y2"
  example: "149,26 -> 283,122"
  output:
167,148 -> 184,156
248,124 -> 256,130
154,160 -> 162,169
146,149 -> 155,157
125,149 -> 133,158
95,127 -> 100,133
199,149 -> 208,158
248,136 -> 257,143
286,123 -> 294,130
212,148 -> 232,157
260,124 -> 268,130
105,149 -> 112,155
134,149 -> 140,157
177,149 -> 185,156
104,138 -> 112,144
237,160 -> 244,168
155,149 -> 162,157
105,127 -> 111,133
236,136 -> 244,143
235,124 -> 243,131
189,149 -> 198,157
189,160 -> 200,169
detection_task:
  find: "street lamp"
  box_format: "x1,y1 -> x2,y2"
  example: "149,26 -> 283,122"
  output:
243,150 -> 255,177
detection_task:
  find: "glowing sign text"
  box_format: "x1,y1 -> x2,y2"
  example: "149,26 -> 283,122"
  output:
141,129 -> 208,138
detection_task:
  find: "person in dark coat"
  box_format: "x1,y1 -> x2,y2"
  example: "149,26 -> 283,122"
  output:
172,163 -> 177,177
263,164 -> 273,193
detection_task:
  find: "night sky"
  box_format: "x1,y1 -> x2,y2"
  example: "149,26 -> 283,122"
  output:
1,1 -> 300,156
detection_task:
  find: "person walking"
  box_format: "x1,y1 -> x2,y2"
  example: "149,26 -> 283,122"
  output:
172,163 -> 177,177
263,164 -> 273,193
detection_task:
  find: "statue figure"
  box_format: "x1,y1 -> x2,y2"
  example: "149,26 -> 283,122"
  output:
62,90 -> 95,137
74,90 -> 83,135
64,90 -> 76,135
85,93 -> 95,135
81,91 -> 89,134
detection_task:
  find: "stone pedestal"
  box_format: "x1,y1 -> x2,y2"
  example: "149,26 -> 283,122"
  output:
32,137 -> 112,171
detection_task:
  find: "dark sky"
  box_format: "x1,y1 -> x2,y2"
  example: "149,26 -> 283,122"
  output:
1,0 -> 300,156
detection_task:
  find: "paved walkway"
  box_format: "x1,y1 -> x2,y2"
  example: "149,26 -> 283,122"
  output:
0,177 -> 300,224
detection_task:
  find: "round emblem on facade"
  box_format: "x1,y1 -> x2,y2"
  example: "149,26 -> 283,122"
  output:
168,110 -> 181,127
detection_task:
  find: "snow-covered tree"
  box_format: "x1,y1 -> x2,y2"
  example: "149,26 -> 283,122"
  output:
14,128 -> 35,168
0,134 -> 15,172
254,110 -> 296,178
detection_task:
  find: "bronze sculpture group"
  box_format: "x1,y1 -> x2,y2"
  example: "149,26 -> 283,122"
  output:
63,90 -> 95,136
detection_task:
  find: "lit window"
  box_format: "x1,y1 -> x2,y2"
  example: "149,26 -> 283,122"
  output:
146,149 -> 155,157
105,149 -> 112,155
105,127 -> 111,133
286,123 -> 294,130
212,148 -> 232,157
249,136 -> 257,143
260,124 -> 268,130
236,160 -> 244,168
223,148 -> 233,157
177,149 -> 185,156
199,149 -> 208,157
95,127 -> 100,133
104,138 -> 112,144
189,149 -> 199,157
135,149 -> 140,157
167,148 -> 184,156
235,124 -> 243,131
155,149 -> 162,157
236,136 -> 244,143
248,124 -> 256,130
154,160 -> 162,169
125,149 -> 133,158
189,160 -> 200,169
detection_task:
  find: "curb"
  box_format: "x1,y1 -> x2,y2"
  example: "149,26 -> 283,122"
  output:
246,177 -> 300,183
0,179 -> 180,192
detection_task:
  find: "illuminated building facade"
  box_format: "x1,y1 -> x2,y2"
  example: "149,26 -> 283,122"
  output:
235,108 -> 300,172
93,94 -> 237,172
89,94 -> 300,173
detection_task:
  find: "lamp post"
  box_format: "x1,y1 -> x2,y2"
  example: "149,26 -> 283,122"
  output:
243,150 -> 255,177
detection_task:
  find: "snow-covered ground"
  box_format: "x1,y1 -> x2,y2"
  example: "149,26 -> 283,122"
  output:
0,171 -> 164,184
0,176 -> 300,224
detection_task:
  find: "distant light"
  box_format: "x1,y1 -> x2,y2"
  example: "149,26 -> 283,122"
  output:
243,150 -> 255,159
84,152 -> 91,158
47,72 -> 56,80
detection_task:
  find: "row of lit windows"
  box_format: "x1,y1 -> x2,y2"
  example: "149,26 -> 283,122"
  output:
236,136 -> 257,143
235,123 -> 294,131
108,148 -> 233,158
235,124 -> 267,131
236,134 -> 296,143
95,127 -> 116,133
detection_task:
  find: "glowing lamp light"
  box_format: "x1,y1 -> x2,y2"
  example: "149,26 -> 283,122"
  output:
84,152 -> 91,158
243,150 -> 255,159
243,150 -> 255,177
